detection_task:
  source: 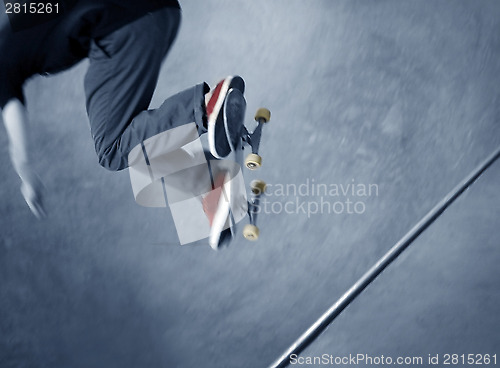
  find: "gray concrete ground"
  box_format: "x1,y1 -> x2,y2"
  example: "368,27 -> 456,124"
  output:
1,1 -> 499,367
299,158 -> 500,368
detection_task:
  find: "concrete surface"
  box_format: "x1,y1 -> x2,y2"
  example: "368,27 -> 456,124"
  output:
299,158 -> 500,367
1,1 -> 499,367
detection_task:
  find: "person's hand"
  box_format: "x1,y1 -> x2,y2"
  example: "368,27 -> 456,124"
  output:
20,171 -> 47,219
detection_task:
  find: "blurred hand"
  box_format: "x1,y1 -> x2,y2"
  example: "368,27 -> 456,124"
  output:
20,172 -> 47,219
2,99 -> 47,218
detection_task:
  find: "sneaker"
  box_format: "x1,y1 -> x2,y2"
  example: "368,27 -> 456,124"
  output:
202,172 -> 227,227
205,76 -> 245,159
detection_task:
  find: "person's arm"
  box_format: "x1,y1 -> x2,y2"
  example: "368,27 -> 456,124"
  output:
2,98 -> 46,218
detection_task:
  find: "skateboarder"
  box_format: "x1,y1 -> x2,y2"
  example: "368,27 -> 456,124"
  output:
0,0 -> 245,218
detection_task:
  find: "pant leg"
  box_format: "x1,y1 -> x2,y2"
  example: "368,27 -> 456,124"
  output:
84,7 -> 207,171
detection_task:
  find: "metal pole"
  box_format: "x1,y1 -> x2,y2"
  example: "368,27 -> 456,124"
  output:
269,146 -> 500,368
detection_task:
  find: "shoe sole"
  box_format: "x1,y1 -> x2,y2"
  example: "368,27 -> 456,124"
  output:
209,171 -> 232,249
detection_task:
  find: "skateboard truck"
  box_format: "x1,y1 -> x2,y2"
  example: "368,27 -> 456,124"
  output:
243,179 -> 267,241
243,108 -> 271,170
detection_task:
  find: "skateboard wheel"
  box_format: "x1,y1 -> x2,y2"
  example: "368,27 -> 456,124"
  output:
245,153 -> 262,170
243,224 -> 259,241
250,179 -> 267,195
255,108 -> 271,123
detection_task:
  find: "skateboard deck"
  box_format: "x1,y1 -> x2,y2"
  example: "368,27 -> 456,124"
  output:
204,87 -> 271,249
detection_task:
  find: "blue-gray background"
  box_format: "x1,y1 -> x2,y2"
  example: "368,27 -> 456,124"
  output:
1,1 -> 499,367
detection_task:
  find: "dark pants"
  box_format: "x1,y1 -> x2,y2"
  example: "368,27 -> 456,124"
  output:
84,7 -> 207,171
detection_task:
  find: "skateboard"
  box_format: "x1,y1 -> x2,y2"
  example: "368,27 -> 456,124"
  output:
204,87 -> 271,249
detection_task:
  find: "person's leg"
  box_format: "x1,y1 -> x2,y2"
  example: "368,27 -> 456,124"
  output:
84,7 -> 208,171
